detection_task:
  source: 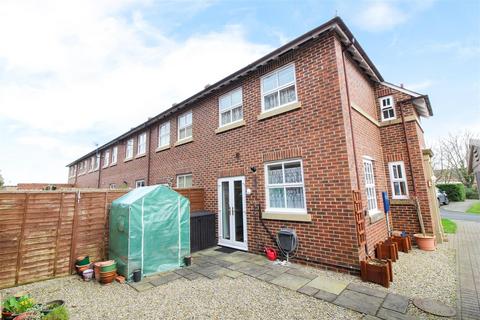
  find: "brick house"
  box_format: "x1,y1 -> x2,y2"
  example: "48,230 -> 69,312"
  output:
66,17 -> 440,274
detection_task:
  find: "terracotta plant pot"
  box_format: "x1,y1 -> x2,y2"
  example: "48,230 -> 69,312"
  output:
414,234 -> 436,251
76,264 -> 89,275
100,262 -> 117,273
76,255 -> 90,266
100,272 -> 117,284
360,258 -> 393,288
2,310 -> 16,320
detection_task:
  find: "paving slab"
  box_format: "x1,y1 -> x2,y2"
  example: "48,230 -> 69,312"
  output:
376,308 -> 415,320
256,273 -> 277,282
333,289 -> 383,316
313,289 -> 338,302
149,273 -> 182,286
129,281 -> 154,292
307,275 -> 349,295
183,272 -> 202,281
382,293 -> 409,314
224,270 -> 243,279
217,252 -> 251,263
234,262 -> 269,277
174,268 -> 194,276
412,298 -> 456,317
297,285 -> 319,297
362,316 -> 382,320
209,258 -> 234,268
347,283 -> 388,299
269,272 -> 311,291
286,268 -> 318,280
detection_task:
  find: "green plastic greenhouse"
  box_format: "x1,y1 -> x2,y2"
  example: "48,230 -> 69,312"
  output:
109,185 -> 190,281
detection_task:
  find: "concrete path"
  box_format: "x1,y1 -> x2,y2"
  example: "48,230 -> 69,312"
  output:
442,200 -> 478,213
447,220 -> 480,319
129,247 -> 439,319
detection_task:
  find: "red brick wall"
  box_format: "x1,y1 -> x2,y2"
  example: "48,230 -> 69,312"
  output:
70,32 -> 363,273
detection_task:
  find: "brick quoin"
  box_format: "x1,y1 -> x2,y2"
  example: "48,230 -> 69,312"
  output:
67,18 -> 436,274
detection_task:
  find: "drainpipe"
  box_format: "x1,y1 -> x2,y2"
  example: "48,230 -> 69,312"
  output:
97,148 -> 102,188
147,126 -> 152,186
341,40 -> 368,256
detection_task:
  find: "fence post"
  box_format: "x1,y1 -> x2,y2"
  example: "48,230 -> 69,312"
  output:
69,191 -> 80,274
15,193 -> 29,285
53,192 -> 64,277
102,191 -> 108,260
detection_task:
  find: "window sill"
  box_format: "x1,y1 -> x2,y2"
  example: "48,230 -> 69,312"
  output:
110,163 -> 117,167
257,101 -> 301,121
367,210 -> 384,224
215,120 -> 245,134
175,137 -> 193,147
156,145 -> 171,152
124,157 -> 133,163
390,199 -> 414,206
102,165 -> 109,169
135,153 -> 146,159
262,211 -> 311,222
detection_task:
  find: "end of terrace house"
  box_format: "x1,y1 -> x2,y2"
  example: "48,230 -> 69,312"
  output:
65,17 -> 440,274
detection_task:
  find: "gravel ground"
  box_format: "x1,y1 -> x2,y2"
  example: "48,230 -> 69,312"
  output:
1,243 -> 455,319
1,275 -> 361,320
299,242 -> 457,319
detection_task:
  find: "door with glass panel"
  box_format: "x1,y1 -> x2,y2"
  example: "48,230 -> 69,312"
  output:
217,176 -> 247,250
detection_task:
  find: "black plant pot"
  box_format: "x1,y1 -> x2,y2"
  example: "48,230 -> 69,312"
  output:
133,269 -> 142,282
184,256 -> 192,266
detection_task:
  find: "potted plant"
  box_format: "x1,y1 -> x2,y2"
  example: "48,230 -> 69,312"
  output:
2,296 -> 18,320
41,301 -> 64,315
42,306 -> 68,320
2,295 -> 36,320
413,198 -> 436,251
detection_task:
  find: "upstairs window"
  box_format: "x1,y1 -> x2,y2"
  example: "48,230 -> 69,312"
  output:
265,160 -> 306,213
90,157 -> 95,171
176,174 -> 192,188
95,154 -> 100,170
137,132 -> 147,155
178,111 -> 192,141
380,96 -> 395,121
219,88 -> 243,127
125,139 -> 134,159
261,64 -> 297,112
111,146 -> 118,164
388,161 -> 408,199
363,159 -> 378,213
158,122 -> 170,147
103,150 -> 110,167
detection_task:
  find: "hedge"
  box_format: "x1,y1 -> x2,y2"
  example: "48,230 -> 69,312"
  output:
466,187 -> 480,199
437,183 -> 466,202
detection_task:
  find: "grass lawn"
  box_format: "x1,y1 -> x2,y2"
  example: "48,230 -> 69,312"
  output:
442,218 -> 457,234
466,201 -> 480,214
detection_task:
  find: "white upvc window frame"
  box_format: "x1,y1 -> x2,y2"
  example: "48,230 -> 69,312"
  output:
261,63 -> 298,113
218,87 -> 243,127
264,159 -> 307,214
95,154 -> 100,171
379,95 -> 396,121
388,161 -> 409,199
109,183 -> 116,189
158,121 -> 170,148
125,138 -> 134,160
363,158 -> 379,213
137,132 -> 147,155
89,156 -> 95,172
103,150 -> 110,168
178,110 -> 193,141
176,174 -> 192,188
111,146 -> 118,165
135,179 -> 145,188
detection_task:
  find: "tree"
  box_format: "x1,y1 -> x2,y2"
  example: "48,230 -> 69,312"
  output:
433,130 -> 478,188
0,170 -> 4,188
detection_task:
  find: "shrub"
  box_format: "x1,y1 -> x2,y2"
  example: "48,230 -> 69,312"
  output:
437,183 -> 466,202
466,187 -> 479,199
42,306 -> 69,320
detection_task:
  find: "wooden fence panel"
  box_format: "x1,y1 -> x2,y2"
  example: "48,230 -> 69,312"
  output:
0,187 -> 204,289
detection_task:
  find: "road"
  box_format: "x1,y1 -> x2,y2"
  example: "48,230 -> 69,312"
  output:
440,207 -> 480,222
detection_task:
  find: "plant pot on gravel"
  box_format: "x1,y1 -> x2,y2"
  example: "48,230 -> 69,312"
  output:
414,234 -> 436,251
75,255 -> 90,266
41,300 -> 64,315
2,310 -> 16,320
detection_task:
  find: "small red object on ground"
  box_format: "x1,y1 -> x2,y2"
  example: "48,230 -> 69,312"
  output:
115,275 -> 126,284
264,247 -> 277,261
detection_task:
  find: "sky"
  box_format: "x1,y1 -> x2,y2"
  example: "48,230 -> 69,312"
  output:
0,0 -> 479,185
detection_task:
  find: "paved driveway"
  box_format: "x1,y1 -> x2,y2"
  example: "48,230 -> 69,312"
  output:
442,200 -> 478,213
447,220 -> 480,319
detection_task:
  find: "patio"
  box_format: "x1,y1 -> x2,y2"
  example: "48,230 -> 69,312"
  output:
1,245 -> 456,319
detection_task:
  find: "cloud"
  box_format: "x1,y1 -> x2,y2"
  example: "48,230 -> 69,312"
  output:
353,0 -> 435,32
0,0 -> 272,184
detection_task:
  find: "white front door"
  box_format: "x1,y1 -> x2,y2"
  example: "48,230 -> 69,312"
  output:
217,176 -> 248,250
